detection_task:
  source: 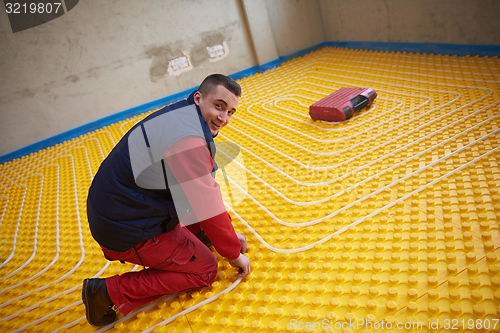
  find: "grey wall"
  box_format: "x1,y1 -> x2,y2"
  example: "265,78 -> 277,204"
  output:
265,0 -> 325,57
319,0 -> 500,45
239,0 -> 324,65
2,0 -> 499,157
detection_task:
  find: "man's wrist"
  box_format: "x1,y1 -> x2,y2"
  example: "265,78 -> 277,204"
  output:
227,253 -> 242,261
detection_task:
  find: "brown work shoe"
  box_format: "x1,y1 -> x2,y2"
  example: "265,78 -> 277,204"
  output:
82,278 -> 116,326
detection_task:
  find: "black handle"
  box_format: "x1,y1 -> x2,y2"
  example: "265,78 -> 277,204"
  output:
349,95 -> 369,112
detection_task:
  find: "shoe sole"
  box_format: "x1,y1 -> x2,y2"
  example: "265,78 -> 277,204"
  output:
82,278 -> 94,325
82,278 -> 105,326
82,278 -> 115,326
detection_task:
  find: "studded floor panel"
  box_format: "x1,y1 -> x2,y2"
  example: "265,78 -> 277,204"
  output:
1,47 -> 499,333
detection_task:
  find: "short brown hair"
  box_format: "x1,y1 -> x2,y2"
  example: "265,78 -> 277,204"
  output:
198,74 -> 241,98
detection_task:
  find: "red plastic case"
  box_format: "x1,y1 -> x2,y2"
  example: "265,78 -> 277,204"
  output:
309,87 -> 377,122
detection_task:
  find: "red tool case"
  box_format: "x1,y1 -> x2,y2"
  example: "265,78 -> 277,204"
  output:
309,87 -> 377,122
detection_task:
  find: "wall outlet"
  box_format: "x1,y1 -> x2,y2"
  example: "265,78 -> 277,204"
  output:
208,44 -> 225,58
170,55 -> 190,71
207,41 -> 229,63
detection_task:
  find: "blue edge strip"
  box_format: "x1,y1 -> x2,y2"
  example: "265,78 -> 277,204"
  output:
2,40 -> 499,164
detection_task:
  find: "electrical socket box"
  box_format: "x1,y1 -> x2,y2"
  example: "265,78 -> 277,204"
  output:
208,44 -> 225,58
171,55 -> 190,71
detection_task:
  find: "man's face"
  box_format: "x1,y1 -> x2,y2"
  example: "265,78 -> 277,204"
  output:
194,85 -> 239,137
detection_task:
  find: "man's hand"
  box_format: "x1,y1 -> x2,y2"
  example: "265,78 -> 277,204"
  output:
236,233 -> 247,253
228,253 -> 251,277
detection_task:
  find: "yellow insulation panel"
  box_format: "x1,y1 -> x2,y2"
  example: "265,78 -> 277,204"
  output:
0,47 -> 499,332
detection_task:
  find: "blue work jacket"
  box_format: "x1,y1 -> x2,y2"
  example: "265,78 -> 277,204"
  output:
87,91 -> 217,252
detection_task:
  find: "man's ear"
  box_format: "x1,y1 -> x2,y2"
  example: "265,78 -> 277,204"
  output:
193,91 -> 201,106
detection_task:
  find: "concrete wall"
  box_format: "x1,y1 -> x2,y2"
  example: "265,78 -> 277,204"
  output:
0,0 -> 255,157
240,0 -> 279,65
319,0 -> 500,45
239,0 -> 324,65
264,0 -> 325,57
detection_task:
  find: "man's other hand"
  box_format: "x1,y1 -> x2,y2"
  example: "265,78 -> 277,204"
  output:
228,253 -> 251,277
236,233 -> 247,253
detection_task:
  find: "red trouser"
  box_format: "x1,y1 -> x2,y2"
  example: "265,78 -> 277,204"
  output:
101,224 -> 218,315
